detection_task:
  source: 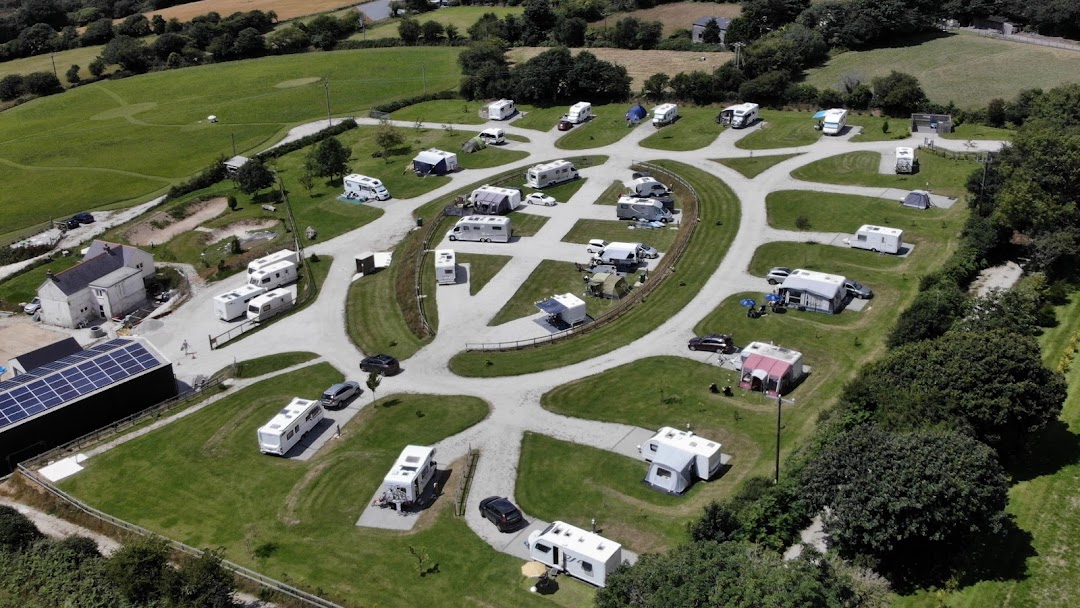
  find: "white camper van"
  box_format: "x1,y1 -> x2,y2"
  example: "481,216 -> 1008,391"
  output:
566,101 -> 593,124
248,249 -> 298,274
246,288 -> 295,323
720,102 -> 759,128
248,260 -> 297,290
651,103 -> 679,127
343,174 -> 391,200
895,147 -> 916,174
478,128 -> 505,145
851,225 -> 904,254
486,99 -> 516,121
592,242 -> 642,267
526,521 -> 623,588
617,196 -> 672,222
446,215 -> 512,243
257,397 -> 323,456
525,160 -> 579,189
822,108 -> 848,135
213,284 -> 266,321
625,176 -> 670,198
435,249 -> 456,285
375,445 -> 437,510
638,426 -> 724,494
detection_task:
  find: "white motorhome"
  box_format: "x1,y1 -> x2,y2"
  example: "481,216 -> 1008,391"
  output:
525,160 -> 579,189
343,174 -> 391,201
446,215 -> 512,243
593,241 -> 642,267
248,249 -> 298,274
257,397 -> 324,456
246,288 -> 295,323
616,196 -> 672,222
213,284 -> 266,321
822,108 -> 848,135
895,147 -> 916,174
478,128 -> 505,145
435,249 -> 456,285
638,426 -> 724,494
526,521 -> 623,588
720,102 -> 759,128
625,177 -> 670,198
851,225 -> 904,254
651,103 -> 679,127
486,99 -> 516,120
470,185 -> 521,215
566,101 -> 593,124
248,260 -> 297,290
375,445 -> 437,510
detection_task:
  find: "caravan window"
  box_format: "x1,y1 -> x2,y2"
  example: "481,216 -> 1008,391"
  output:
649,444 -> 657,452
286,430 -> 294,440
581,562 -> 593,574
656,468 -> 671,478
856,234 -> 867,242
493,227 -> 503,231
534,543 -> 551,554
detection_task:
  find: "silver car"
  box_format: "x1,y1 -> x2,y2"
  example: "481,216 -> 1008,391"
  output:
321,381 -> 360,408
766,267 -> 792,285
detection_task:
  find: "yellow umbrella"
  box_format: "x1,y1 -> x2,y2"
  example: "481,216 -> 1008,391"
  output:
521,561 -> 547,578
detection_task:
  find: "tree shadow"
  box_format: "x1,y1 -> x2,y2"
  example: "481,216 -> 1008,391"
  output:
1006,420 -> 1080,483
954,517 -> 1036,588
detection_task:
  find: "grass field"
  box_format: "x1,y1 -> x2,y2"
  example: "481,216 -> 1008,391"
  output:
639,106 -> 722,151
556,106 -> 644,150
216,351 -> 319,379
514,104 -> 567,131
389,99 -> 487,125
942,122 -> 1015,141
0,47 -> 463,240
595,1 -> 741,36
804,30 -> 1080,108
715,153 -> 801,178
506,211 -> 549,236
766,190 -> 955,241
360,6 -> 525,39
735,111 -> 821,150
846,115 -> 911,142
139,0 -> 355,22
790,151 -> 980,199
347,264 -> 430,361
506,48 -> 733,91
0,44 -> 111,84
457,253 -> 511,295
0,255 -> 79,311
489,260 -> 621,325
56,365 -> 560,608
592,180 -> 624,205
562,219 -> 678,252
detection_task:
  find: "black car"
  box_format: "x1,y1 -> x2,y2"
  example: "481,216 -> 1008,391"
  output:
688,333 -> 736,353
479,496 -> 524,532
360,354 -> 400,375
71,212 -> 95,225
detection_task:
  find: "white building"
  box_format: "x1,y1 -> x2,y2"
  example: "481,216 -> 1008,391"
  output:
36,241 -> 155,328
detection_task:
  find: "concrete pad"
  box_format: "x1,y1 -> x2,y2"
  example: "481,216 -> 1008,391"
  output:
286,397 -> 366,462
845,298 -> 870,312
355,469 -> 446,531
39,454 -> 88,481
608,427 -> 656,461
0,318 -> 79,381
498,519 -> 551,560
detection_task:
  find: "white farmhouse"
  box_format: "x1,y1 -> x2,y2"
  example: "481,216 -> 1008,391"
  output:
35,241 -> 155,328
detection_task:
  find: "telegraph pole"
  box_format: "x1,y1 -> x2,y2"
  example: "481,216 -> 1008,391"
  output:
774,391 -> 795,484
324,81 -> 332,127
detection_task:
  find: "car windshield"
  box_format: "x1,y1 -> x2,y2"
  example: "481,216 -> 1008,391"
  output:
849,281 -> 862,289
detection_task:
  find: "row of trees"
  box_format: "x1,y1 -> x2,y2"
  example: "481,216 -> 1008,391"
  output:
459,43 -> 630,105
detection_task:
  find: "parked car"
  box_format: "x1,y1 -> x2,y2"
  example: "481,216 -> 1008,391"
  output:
766,267 -> 792,285
844,280 -> 874,299
479,496 -> 524,532
525,193 -> 557,206
321,381 -> 360,408
71,212 -> 95,225
360,354 -> 400,375
557,119 -> 573,131
688,333 -> 736,353
638,244 -> 659,259
631,171 -> 651,180
23,297 -> 41,315
586,239 -> 609,253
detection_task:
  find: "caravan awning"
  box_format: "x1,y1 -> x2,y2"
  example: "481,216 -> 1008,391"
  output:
653,443 -> 695,474
472,190 -> 505,205
536,298 -> 569,316
414,151 -> 444,165
812,110 -> 828,119
742,353 -> 792,381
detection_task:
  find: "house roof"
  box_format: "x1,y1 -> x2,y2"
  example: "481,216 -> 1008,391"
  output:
9,337 -> 82,372
693,16 -> 731,28
46,249 -> 131,296
89,266 -> 141,289
224,155 -> 251,169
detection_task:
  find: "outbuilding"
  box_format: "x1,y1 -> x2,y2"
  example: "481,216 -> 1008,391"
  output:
738,341 -> 805,396
412,149 -> 458,175
224,155 -> 251,175
355,252 -> 392,275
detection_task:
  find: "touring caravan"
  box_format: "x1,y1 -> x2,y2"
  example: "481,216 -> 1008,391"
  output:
246,288 -> 295,323
616,196 -> 672,223
248,260 -> 297,290
486,99 -> 516,121
412,149 -> 458,175
535,293 -> 587,326
478,128 -> 505,145
257,397 -> 324,456
638,426 -> 724,494
895,147 -> 916,174
566,101 -> 593,124
719,103 -> 759,128
526,521 -> 623,588
822,108 -> 848,135
851,225 -> 903,254
446,216 -> 512,243
213,284 -> 266,321
248,249 -> 298,274
435,249 -> 456,285
343,174 -> 391,200
525,160 -> 578,189
374,445 -> 437,510
778,269 -> 847,314
651,103 -> 679,127
625,177 -> 670,198
470,185 -> 521,215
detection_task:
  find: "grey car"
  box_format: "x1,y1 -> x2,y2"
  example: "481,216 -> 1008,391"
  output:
845,280 -> 874,299
321,381 -> 360,408
638,245 -> 659,259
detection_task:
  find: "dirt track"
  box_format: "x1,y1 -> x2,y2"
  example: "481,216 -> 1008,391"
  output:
124,198 -> 227,247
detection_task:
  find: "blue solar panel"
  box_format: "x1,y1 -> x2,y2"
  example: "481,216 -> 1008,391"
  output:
0,339 -> 165,431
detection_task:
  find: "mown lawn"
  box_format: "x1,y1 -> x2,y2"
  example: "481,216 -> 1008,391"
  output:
457,253 -> 511,295
790,151 -> 980,199
0,255 -> 79,312
557,105 -> 644,150
561,219 -> 678,252
488,260 -> 620,325
514,105 -> 567,131
847,115 -> 911,142
215,351 -> 320,379
58,366 -> 552,608
941,123 -> 1015,141
714,153 -> 801,178
506,211 -> 550,237
735,111 -> 821,150
389,99 -> 487,125
765,190 -> 956,241
347,265 -> 429,360
592,180 -> 624,205
638,106 -> 722,151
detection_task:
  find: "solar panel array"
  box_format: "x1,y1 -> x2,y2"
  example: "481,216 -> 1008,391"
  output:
0,338 -> 164,431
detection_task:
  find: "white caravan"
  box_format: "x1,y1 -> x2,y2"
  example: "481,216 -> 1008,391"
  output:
566,101 -> 593,124
247,249 -> 298,274
446,215 -> 512,243
651,103 -> 679,127
526,521 -> 623,588
246,288 -> 295,323
257,397 -> 324,456
248,260 -> 297,290
638,426 -> 724,494
525,160 -> 579,189
625,176 -> 670,198
616,196 -> 672,222
722,102 -> 759,128
213,284 -> 266,321
895,147 -> 916,174
435,249 -> 456,285
822,108 -> 848,135
535,293 -> 587,325
343,174 -> 391,201
478,128 -> 505,145
376,445 -> 437,509
851,225 -> 904,254
486,99 -> 516,120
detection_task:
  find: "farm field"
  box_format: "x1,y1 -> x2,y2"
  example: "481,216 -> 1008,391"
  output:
805,30 -> 1080,108
361,6 -> 525,39
506,47 -> 733,90
0,44 -> 110,83
137,0 -> 355,23
593,1 -> 742,36
0,47 -> 463,241
790,151 -> 980,199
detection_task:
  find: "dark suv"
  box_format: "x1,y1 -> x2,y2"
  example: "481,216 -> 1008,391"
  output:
479,496 -> 524,532
71,212 -> 95,225
360,354 -> 400,375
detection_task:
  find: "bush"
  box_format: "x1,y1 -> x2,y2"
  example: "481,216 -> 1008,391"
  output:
373,90 -> 458,114
166,158 -> 227,200
256,119 -> 358,161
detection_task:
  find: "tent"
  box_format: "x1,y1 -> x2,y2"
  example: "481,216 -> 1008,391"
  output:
412,149 -> 458,175
460,137 -> 485,153
587,272 -> 630,299
643,443 -> 694,494
738,342 -> 804,396
626,104 -> 647,124
901,190 -> 932,209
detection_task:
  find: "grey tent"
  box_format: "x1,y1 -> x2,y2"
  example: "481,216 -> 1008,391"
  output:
901,190 -> 932,209
472,189 -> 515,215
460,137 -> 485,153
626,104 -> 647,124
587,272 -> 630,299
643,443 -> 694,494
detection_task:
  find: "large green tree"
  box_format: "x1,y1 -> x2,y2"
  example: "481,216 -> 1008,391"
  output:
0,505 -> 44,553
306,136 -> 352,182
871,71 -> 927,116
235,159 -> 275,196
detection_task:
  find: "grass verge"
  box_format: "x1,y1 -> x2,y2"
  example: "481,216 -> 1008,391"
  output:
215,352 -> 320,379
457,253 -> 511,295
638,107 -> 722,151
714,153 -> 801,178
790,151 -> 979,199
735,111 -> 821,150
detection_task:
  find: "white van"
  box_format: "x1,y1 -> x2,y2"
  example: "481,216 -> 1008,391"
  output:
525,160 -> 578,189
487,99 -> 516,121
478,128 -> 505,145
851,225 -> 903,254
247,249 -> 297,274
567,102 -> 593,124
822,108 -> 848,135
719,103 -> 759,128
213,284 -> 266,321
652,103 -> 679,127
343,174 -> 391,201
248,260 -> 297,290
246,288 -> 295,323
435,249 -> 456,285
446,216 -> 512,243
625,177 -> 670,198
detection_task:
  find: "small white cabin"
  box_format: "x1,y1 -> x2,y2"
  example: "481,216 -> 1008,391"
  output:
651,103 -> 679,127
446,215 -> 512,243
248,249 -> 298,274
527,521 -> 623,587
525,160 -> 579,189
248,260 -> 297,290
535,293 -> 587,325
435,249 -> 456,285
257,398 -> 324,456
567,101 -> 593,124
638,427 -> 724,494
213,283 -> 266,321
486,99 -> 516,120
376,445 -> 437,508
851,225 -> 903,254
343,174 -> 391,200
246,288 -> 294,323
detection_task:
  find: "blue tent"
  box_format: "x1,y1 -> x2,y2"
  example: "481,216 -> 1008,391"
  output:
626,104 -> 647,123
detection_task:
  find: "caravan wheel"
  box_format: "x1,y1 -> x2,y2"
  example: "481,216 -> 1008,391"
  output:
449,235 -> 457,241
871,248 -> 879,253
